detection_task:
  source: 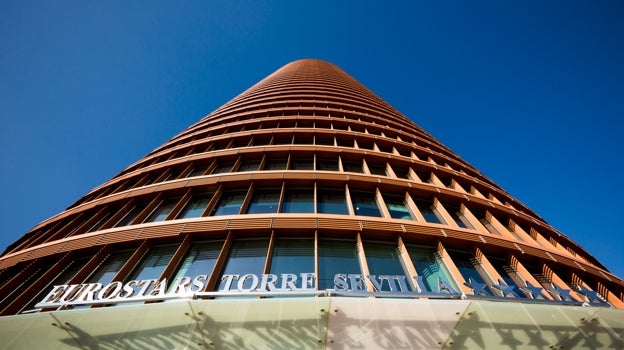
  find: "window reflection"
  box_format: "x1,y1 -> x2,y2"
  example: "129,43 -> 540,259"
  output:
247,188 -> 280,214
144,197 -> 180,223
414,199 -> 443,224
170,241 -> 223,292
350,190 -> 382,217
176,192 -> 214,219
217,239 -> 269,290
269,237 -> 314,282
318,238 -> 360,290
363,241 -> 407,291
317,188 -> 348,214
282,187 -> 314,213
212,190 -> 247,216
406,245 -> 457,293
383,194 -> 413,220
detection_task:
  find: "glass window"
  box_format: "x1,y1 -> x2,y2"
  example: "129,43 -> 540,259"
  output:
294,135 -> 313,144
289,157 -> 314,170
368,163 -> 387,176
86,211 -> 112,233
114,202 -> 148,227
187,164 -> 209,178
144,197 -> 179,223
272,136 -> 292,145
415,171 -> 430,182
393,166 -> 411,179
315,136 -> 334,146
383,194 -> 413,220
217,239 -> 269,291
342,159 -> 363,173
487,256 -> 528,298
169,241 -> 223,292
281,187 -> 314,213
446,249 -> 493,296
318,238 -> 360,290
269,237 -> 314,280
406,245 -> 457,293
264,158 -> 288,170
317,188 -> 349,215
211,161 -> 235,174
176,192 -> 214,219
336,138 -> 353,147
444,204 -> 470,229
246,188 -> 280,214
21,258 -> 87,312
237,159 -> 261,172
414,199 -> 442,224
316,157 -> 339,171
472,209 -> 501,235
350,190 -> 382,217
363,241 -> 406,292
127,246 -> 176,281
124,245 -> 177,296
358,140 -> 374,150
211,190 -> 247,216
85,250 -> 134,285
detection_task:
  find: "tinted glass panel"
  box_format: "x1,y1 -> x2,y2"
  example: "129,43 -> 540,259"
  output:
342,160 -> 363,173
383,194 -> 413,220
318,238 -> 360,290
350,190 -> 381,217
176,192 -> 214,219
187,164 -> 208,177
316,157 -> 339,171
447,250 -> 492,296
290,157 -> 314,170
217,239 -> 269,290
270,238 -> 314,285
212,161 -> 235,174
114,202 -> 148,227
368,164 -> 387,176
264,158 -> 288,170
363,242 -> 406,291
212,190 -> 247,216
246,188 -> 280,214
170,241 -> 223,292
144,197 -> 179,223
406,245 -> 457,293
282,187 -> 314,213
414,199 -> 442,224
317,188 -> 348,214
237,159 -> 261,172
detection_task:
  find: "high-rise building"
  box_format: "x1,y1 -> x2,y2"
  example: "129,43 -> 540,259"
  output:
0,59 -> 622,349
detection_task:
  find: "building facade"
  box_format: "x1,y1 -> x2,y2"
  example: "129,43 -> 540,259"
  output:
0,59 -> 622,349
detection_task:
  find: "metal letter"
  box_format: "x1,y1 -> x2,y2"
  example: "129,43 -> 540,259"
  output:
98,281 -> 123,300
333,274 -> 348,291
191,275 -> 208,292
237,274 -> 259,292
299,273 -> 316,290
260,274 -> 278,291
220,274 -> 239,291
172,277 -> 192,294
280,273 -> 298,291
348,274 -> 366,291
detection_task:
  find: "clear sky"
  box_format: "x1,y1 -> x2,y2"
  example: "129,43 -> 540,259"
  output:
1,1 -> 623,278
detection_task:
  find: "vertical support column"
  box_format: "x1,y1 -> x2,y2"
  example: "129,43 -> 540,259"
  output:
1,252 -> 74,315
436,241 -> 471,295
509,255 -> 553,300
397,236 -> 420,291
355,233 -> 374,292
473,248 -> 506,297
542,264 -> 583,302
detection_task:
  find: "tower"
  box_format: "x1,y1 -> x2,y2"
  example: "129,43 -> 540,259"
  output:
1,59 -> 622,349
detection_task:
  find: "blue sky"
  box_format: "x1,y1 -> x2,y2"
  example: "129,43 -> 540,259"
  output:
1,1 -> 623,278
